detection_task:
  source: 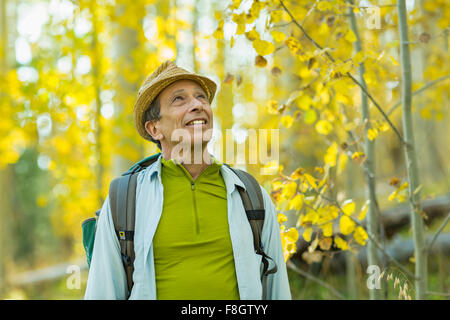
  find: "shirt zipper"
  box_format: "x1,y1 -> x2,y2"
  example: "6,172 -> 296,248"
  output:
191,181 -> 199,234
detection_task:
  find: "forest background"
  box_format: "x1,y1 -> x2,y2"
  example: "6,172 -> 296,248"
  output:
0,0 -> 448,300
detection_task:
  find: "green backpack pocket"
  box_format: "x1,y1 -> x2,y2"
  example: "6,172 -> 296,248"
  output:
82,216 -> 97,268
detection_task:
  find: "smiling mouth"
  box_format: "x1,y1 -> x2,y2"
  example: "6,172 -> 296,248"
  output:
185,119 -> 207,126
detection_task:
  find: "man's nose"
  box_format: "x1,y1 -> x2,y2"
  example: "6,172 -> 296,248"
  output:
188,95 -> 205,112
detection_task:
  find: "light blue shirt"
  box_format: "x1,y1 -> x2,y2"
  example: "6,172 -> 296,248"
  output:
84,154 -> 291,300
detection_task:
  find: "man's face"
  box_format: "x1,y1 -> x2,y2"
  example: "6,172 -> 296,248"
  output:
145,79 -> 214,156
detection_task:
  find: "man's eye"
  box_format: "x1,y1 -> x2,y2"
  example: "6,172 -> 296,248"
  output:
198,94 -> 206,99
173,96 -> 183,102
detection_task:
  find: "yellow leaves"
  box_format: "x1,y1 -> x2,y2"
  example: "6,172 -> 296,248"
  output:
0,149 -> 20,169
271,30 -> 286,43
280,115 -> 294,128
344,29 -> 357,42
317,1 -> 332,11
253,39 -> 275,56
299,208 -> 319,227
288,194 -> 304,211
277,213 -> 287,224
358,201 -> 369,221
353,51 -> 366,65
285,36 -> 302,55
303,109 -> 317,124
261,160 -> 282,175
337,152 -> 348,175
353,226 -> 368,246
334,236 -> 349,250
388,181 -> 409,202
286,227 -> 299,243
245,27 -> 260,41
248,0 -> 266,23
367,127 -> 379,141
315,119 -> 333,135
339,215 -> 356,235
324,142 -> 338,167
213,20 -> 224,39
267,99 -> 279,114
229,0 -> 242,10
290,168 -> 304,180
52,136 -> 71,156
270,9 -> 284,23
280,225 -> 299,261
342,199 -> 355,215
232,12 -> 246,35
303,173 -> 318,189
351,151 -> 366,166
296,93 -> 313,111
281,181 -> 297,200
389,55 -> 399,66
303,227 -> 313,242
320,222 -> 333,237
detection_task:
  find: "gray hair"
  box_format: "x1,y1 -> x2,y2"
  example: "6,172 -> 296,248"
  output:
143,95 -> 162,150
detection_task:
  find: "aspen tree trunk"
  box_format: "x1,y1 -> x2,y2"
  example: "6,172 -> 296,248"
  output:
112,4 -> 140,175
212,1 -> 234,164
0,0 -> 10,297
397,0 -> 427,299
90,2 -> 104,205
192,0 -> 200,73
348,1 -> 382,300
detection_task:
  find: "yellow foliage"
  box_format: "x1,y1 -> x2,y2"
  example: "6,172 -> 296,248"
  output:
353,226 -> 368,246
315,120 -> 333,135
303,227 -> 313,242
253,39 -> 275,56
339,215 -> 355,235
324,142 -> 338,167
342,199 -> 355,215
280,115 -> 294,128
271,30 -> 286,43
334,236 -> 349,250
288,194 -> 304,211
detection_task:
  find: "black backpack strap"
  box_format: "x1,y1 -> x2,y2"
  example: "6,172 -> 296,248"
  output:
109,172 -> 137,298
108,155 -> 160,298
228,167 -> 278,300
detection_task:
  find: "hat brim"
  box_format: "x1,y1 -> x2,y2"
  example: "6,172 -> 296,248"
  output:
134,73 -> 217,141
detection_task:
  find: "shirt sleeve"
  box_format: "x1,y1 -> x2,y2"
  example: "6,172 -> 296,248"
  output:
84,194 -> 128,300
259,186 -> 292,300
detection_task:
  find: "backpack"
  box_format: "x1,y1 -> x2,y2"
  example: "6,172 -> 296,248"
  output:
82,153 -> 277,299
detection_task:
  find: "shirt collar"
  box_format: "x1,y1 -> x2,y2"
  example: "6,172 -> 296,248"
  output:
145,153 -> 246,194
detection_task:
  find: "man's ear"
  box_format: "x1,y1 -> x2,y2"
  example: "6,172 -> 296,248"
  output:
144,120 -> 164,141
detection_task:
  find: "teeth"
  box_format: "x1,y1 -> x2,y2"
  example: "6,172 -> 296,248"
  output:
187,120 -> 206,125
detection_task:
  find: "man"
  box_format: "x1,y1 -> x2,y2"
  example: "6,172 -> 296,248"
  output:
84,60 -> 291,300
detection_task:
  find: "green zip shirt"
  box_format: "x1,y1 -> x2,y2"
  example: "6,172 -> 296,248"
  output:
153,157 -> 240,300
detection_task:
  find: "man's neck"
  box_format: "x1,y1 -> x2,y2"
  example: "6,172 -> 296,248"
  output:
161,146 -> 212,181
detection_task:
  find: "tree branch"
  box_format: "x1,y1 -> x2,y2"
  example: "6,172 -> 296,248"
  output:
287,260 -> 346,299
427,213 -> 450,253
387,74 -> 450,116
426,291 -> 450,297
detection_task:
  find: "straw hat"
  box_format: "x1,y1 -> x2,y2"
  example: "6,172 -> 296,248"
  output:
133,60 -> 217,141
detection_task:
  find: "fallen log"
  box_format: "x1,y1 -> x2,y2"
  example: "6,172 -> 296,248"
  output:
381,194 -> 450,238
